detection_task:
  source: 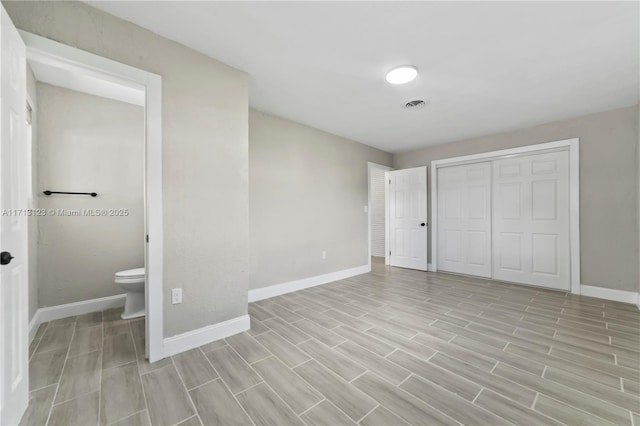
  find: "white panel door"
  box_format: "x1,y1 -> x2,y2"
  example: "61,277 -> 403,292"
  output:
492,151 -> 570,290
437,162 -> 492,277
0,5 -> 29,425
388,167 -> 427,271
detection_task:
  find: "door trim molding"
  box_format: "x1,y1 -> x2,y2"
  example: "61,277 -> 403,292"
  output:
367,162 -> 392,268
21,31 -> 165,361
430,138 -> 580,294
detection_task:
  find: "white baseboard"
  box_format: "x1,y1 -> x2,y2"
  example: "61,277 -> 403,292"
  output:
248,264 -> 370,303
580,285 -> 639,305
28,311 -> 41,343
163,314 -> 250,357
28,294 -> 126,343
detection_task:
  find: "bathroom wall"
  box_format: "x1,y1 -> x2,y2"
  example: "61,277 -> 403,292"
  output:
249,110 -> 392,291
27,64 -> 38,322
36,83 -> 144,307
5,1 -> 250,338
394,105 -> 639,292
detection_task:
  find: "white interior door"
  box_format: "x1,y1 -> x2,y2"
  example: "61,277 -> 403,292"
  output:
388,167 -> 427,271
437,162 -> 492,277
0,5 -> 29,425
492,151 -> 570,290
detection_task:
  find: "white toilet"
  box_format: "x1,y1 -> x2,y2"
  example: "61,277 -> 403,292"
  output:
115,267 -> 145,319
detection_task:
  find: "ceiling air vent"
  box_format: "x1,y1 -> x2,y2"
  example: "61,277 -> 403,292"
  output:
403,99 -> 427,110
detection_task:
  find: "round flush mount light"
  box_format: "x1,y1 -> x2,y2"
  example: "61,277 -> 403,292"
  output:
385,65 -> 418,85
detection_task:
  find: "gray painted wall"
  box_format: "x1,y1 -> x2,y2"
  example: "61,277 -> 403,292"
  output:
36,83 -> 144,307
394,106 -> 640,292
5,1 -> 250,337
27,65 -> 38,322
249,110 -> 392,290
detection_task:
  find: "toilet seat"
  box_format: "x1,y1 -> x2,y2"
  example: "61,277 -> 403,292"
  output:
115,267 -> 145,285
115,267 -> 145,279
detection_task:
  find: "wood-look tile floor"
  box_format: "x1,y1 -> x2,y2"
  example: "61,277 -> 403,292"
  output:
22,258 -> 640,425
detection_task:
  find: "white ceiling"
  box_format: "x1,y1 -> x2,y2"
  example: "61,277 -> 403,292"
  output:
88,1 -> 639,153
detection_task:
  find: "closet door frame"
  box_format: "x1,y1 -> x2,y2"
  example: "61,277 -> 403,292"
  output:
430,138 -> 580,295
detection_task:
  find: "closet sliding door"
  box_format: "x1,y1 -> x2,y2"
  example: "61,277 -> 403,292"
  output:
437,162 -> 492,278
492,151 -> 570,290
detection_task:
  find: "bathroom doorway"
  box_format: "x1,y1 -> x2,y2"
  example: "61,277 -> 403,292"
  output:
367,162 -> 392,269
21,32 -> 164,362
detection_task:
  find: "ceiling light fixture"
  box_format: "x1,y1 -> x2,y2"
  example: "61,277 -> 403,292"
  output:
385,65 -> 418,85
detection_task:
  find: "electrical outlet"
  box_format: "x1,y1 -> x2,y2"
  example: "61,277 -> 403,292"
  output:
322,250 -> 327,260
364,205 -> 368,213
171,288 -> 182,305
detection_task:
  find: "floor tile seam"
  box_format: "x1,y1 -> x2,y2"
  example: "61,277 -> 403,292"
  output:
292,358 -> 381,424
520,344 -> 640,388
299,337 -> 374,380
130,320 -> 153,426
454,321 -> 560,356
248,330 -> 314,370
105,409 -> 148,426
68,344 -> 105,359
231,379 -> 265,397
170,354 -> 204,426
369,369 -> 475,426
532,390 -> 627,426
247,353 -> 275,366
405,331 -> 497,369
347,369 -> 371,384
97,318 -> 107,426
29,337 -> 43,360
354,403 -> 380,424
543,341 -> 627,367
470,386 -> 486,404
295,397 -> 327,418
494,359 -> 638,422
99,358 -> 138,371
197,348 -> 258,426
542,365 -> 640,409
168,414 -> 199,426
392,349 -> 495,402
198,343 -> 229,356
553,328 -> 640,350
234,366 -> 307,420
44,318 -> 77,425
436,358 -> 545,415
287,320 -> 346,348
48,383 -> 101,408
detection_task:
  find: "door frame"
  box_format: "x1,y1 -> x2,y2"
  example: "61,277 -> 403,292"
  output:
20,31 -> 165,361
367,162 -> 392,269
430,138 -> 580,294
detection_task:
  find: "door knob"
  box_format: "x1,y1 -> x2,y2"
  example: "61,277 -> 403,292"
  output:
1,251 -> 14,265
420,223 -> 426,227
